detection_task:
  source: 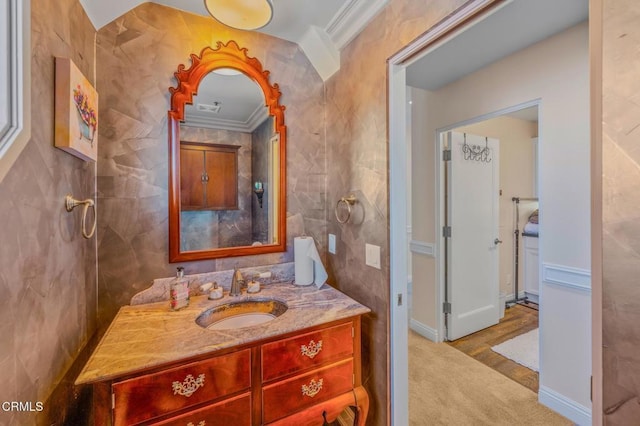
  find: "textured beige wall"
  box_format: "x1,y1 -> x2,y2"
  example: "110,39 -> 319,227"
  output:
94,2 -> 469,423
602,0 -> 640,423
0,0 -> 97,423
95,3 -> 326,326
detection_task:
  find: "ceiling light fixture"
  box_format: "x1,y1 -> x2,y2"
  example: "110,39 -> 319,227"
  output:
204,0 -> 273,31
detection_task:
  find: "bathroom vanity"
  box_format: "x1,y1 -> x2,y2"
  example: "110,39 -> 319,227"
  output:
76,282 -> 370,425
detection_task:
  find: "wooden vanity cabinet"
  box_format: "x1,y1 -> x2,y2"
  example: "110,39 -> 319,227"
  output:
93,316 -> 368,426
149,393 -> 252,425
180,142 -> 239,211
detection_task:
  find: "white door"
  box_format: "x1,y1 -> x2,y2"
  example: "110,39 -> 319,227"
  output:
446,131 -> 500,340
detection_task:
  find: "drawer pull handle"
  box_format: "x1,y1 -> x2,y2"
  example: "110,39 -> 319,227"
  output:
187,422 -> 205,426
172,373 -> 205,397
300,339 -> 323,359
301,378 -> 323,398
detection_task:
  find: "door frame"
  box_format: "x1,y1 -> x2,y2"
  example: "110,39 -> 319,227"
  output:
435,100 -> 540,341
387,2 -> 509,423
388,0 -> 602,424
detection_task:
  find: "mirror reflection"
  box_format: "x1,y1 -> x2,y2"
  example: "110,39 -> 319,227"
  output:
179,69 -> 278,252
168,41 -> 286,262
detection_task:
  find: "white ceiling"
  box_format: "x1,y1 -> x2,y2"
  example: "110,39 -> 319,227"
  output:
183,70 -> 269,132
78,0 -> 389,80
506,106 -> 538,123
154,0 -> 345,42
406,0 -> 588,91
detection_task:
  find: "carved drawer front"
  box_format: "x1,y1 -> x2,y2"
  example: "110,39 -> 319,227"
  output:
262,359 -> 354,424
149,392 -> 251,426
261,323 -> 353,382
112,349 -> 251,425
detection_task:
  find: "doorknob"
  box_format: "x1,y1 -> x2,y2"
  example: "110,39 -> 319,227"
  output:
494,238 -> 503,245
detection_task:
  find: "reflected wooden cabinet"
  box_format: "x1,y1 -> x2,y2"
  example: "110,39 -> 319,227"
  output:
92,317 -> 368,425
180,142 -> 239,211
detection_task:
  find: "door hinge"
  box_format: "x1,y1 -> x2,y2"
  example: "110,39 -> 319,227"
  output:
397,293 -> 403,306
443,302 -> 452,314
442,149 -> 451,161
443,226 -> 451,238
112,393 -> 115,410
351,327 -> 355,339
353,373 -> 355,386
590,376 -> 593,401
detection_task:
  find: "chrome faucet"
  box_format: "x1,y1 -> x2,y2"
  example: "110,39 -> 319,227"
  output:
229,269 -> 244,296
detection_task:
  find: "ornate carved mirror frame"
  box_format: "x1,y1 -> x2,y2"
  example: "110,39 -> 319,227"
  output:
168,40 -> 286,262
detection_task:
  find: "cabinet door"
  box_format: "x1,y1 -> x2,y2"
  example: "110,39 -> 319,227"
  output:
262,359 -> 354,423
112,350 -> 251,425
180,146 -> 206,209
262,323 -> 354,382
149,393 -> 251,426
523,236 -> 539,301
205,149 -> 238,210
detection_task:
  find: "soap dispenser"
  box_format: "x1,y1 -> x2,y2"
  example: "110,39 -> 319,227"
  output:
170,267 -> 190,310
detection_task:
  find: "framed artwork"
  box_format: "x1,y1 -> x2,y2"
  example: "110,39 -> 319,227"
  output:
55,57 -> 98,162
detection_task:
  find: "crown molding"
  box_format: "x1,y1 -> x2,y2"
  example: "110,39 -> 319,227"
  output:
325,0 -> 389,50
298,0 -> 389,81
183,103 -> 269,133
298,25 -> 340,81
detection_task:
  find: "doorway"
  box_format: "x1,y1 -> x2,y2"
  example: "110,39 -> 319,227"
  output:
441,130 -> 501,341
440,106 -> 541,393
440,105 -> 540,341
389,1 -> 591,424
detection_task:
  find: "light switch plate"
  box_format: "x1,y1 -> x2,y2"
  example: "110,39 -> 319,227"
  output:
365,243 -> 381,269
328,233 -> 336,254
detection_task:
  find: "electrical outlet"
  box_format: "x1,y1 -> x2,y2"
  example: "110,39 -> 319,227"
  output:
328,233 -> 336,254
365,243 -> 381,269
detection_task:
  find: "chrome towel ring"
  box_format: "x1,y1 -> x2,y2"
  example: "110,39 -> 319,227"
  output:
335,195 -> 357,224
65,195 -> 97,239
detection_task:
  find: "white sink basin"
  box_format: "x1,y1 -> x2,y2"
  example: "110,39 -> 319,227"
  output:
206,313 -> 277,330
196,299 -> 288,330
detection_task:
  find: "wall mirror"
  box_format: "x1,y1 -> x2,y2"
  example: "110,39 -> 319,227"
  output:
168,41 -> 286,262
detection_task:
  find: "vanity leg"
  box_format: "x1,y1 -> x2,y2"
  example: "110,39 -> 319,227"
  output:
353,386 -> 369,426
266,389 -> 366,426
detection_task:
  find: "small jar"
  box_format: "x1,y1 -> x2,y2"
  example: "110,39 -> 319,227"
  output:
247,280 -> 260,294
209,282 -> 224,300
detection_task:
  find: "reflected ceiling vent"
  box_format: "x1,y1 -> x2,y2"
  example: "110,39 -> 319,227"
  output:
197,102 -> 222,114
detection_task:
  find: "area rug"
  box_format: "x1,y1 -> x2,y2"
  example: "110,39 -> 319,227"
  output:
491,328 -> 539,372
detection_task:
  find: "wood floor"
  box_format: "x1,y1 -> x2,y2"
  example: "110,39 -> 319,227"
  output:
446,303 -> 539,392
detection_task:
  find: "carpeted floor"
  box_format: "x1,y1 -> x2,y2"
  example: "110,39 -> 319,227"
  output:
409,330 -> 572,425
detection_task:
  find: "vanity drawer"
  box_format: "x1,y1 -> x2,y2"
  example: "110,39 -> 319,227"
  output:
113,349 -> 251,425
149,392 -> 251,426
261,323 -> 353,382
262,359 -> 354,423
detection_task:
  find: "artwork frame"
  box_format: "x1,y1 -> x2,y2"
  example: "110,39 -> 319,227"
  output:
55,57 -> 98,162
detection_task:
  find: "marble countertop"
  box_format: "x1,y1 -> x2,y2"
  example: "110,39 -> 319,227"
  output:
75,282 -> 370,385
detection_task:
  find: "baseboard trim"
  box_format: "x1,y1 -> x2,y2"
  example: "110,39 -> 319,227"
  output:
409,319 -> 439,342
539,385 -> 591,425
505,291 -> 526,301
542,263 -> 591,292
